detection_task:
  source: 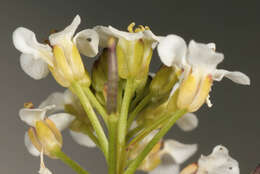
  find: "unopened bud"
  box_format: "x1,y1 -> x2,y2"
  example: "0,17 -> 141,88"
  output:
150,66 -> 178,98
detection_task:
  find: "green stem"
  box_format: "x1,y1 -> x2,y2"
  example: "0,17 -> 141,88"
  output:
124,109 -> 187,174
56,150 -> 90,174
70,82 -> 108,160
127,113 -> 169,149
126,124 -> 144,142
117,78 -> 135,172
108,113 -> 118,174
83,87 -> 109,126
127,93 -> 152,130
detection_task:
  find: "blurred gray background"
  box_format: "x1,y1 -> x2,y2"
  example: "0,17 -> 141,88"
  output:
0,0 -> 259,173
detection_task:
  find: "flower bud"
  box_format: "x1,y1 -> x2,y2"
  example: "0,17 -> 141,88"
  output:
49,45 -> 91,87
150,66 -> 178,98
28,119 -> 62,158
92,49 -> 109,93
70,119 -> 94,134
137,101 -> 168,126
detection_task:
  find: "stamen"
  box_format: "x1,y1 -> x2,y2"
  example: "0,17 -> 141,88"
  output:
24,102 -> 34,109
127,22 -> 136,33
144,26 -> 150,30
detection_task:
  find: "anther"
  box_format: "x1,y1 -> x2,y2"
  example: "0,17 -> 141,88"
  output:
127,22 -> 136,33
24,102 -> 34,109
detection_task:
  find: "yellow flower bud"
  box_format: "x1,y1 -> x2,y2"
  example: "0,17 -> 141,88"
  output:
150,66 -> 178,98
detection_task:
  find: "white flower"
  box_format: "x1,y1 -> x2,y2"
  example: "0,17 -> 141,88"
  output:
20,105 -> 75,156
94,24 -> 159,48
158,35 -> 250,112
94,23 -> 160,79
39,89 -> 96,148
12,15 -> 99,80
197,145 -> 240,174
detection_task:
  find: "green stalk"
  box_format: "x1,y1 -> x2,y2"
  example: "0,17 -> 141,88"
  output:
126,124 -> 144,142
83,87 -> 108,126
127,112 -> 169,148
127,93 -> 152,130
70,82 -> 108,160
124,109 -> 187,174
117,78 -> 135,172
55,150 -> 90,174
108,113 -> 118,174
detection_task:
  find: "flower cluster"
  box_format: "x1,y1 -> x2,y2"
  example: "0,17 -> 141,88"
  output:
12,15 -> 250,174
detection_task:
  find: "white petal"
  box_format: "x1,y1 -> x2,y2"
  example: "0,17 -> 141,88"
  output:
108,26 -> 143,40
197,145 -> 239,174
24,132 -> 40,156
70,130 -> 96,147
39,92 -> 65,111
48,113 -> 75,131
143,30 -> 160,49
63,89 -> 78,104
157,34 -> 187,67
20,53 -> 49,80
176,113 -> 199,131
161,140 -> 197,164
13,27 -> 53,66
73,29 -> 99,57
19,105 -> 55,127
213,69 -> 250,85
187,40 -> 224,72
94,25 -> 143,48
149,163 -> 180,174
49,15 -> 81,46
207,43 -> 216,51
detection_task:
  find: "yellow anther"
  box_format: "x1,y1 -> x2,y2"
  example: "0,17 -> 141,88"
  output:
24,102 -> 34,109
138,25 -> 145,31
145,26 -> 150,30
127,22 -> 136,33
134,28 -> 142,33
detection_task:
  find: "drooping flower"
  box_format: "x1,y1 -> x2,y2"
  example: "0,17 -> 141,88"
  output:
158,35 -> 250,112
94,23 -> 159,80
13,15 -> 99,87
20,104 -> 75,157
180,145 -> 240,174
39,89 -> 96,148
129,131 -> 197,174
